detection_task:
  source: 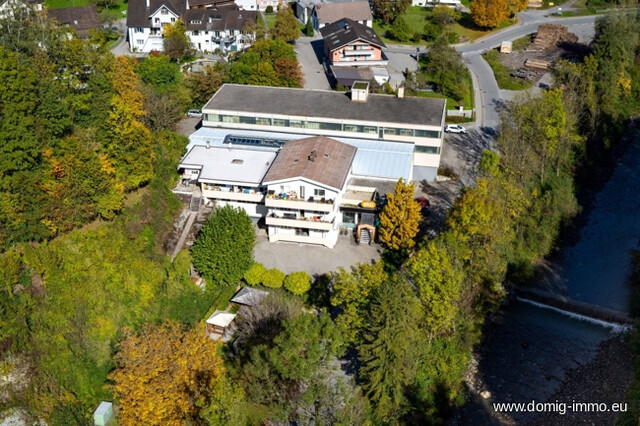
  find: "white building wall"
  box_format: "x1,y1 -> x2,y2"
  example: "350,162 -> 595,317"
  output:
235,0 -> 257,10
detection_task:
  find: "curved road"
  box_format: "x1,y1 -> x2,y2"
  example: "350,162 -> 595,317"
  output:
386,13 -> 599,129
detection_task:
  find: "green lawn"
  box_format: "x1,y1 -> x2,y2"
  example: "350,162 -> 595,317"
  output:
45,0 -> 89,8
483,49 -> 532,90
511,34 -> 532,51
373,7 -> 515,46
263,13 -> 276,30
412,70 -> 474,114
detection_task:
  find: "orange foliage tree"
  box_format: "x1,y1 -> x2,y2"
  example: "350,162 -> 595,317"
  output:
470,0 -> 509,29
110,321 -> 243,425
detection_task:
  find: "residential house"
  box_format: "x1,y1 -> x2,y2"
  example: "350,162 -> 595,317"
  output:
311,0 -> 372,30
255,0 -> 280,11
262,136 -> 356,248
201,83 -> 446,181
47,5 -> 100,37
127,0 -> 256,53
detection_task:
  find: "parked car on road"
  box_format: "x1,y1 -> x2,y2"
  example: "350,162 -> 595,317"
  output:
445,124 -> 466,134
187,109 -> 203,118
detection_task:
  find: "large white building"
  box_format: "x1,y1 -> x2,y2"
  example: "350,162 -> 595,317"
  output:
176,83 -> 447,248
126,0 -> 257,53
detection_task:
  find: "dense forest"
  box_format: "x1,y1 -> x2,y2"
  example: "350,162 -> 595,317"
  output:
0,5 -> 639,425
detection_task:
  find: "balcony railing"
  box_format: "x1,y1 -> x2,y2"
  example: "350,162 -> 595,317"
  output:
202,185 -> 265,203
265,192 -> 334,213
265,214 -> 334,231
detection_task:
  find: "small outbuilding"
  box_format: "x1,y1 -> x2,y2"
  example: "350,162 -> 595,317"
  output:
93,401 -> 113,426
230,287 -> 269,307
205,310 -> 237,340
500,41 -> 513,53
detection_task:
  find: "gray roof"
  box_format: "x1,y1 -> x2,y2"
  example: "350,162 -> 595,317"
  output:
230,287 -> 269,306
320,18 -> 385,50
179,145 -> 277,185
127,0 -> 185,28
204,84 -> 446,127
184,7 -> 257,31
187,127 -> 414,181
48,5 -> 100,33
263,136 -> 356,190
314,0 -> 372,24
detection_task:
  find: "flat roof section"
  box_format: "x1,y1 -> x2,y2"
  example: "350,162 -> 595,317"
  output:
179,145 -> 277,186
203,84 -> 446,127
187,127 -> 414,181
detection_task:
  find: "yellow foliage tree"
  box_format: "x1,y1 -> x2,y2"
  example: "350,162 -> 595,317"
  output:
110,321 -> 244,426
507,0 -> 528,15
470,0 -> 509,29
377,178 -> 421,251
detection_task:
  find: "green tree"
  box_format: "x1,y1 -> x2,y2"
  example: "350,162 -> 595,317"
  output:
378,178 -> 421,251
244,262 -> 266,286
330,262 -> 387,345
406,240 -> 464,339
431,4 -> 461,28
272,7 -> 300,42
182,64 -> 225,106
388,17 -> 412,42
262,268 -> 285,288
163,18 -> 192,61
191,205 -> 256,285
421,36 -> 469,101
283,271 -> 311,295
136,54 -> 182,91
372,0 -> 411,24
358,278 -> 425,422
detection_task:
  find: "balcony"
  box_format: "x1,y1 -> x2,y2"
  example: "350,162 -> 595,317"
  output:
265,192 -> 334,213
268,233 -> 336,248
265,214 -> 334,231
343,49 -> 374,57
202,184 -> 264,203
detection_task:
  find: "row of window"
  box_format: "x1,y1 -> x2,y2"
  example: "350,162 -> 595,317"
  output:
205,114 -> 441,139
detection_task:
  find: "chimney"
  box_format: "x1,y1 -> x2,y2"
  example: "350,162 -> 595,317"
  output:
397,86 -> 404,98
146,0 -> 150,8
308,150 -> 317,162
206,141 -> 210,149
350,81 -> 369,103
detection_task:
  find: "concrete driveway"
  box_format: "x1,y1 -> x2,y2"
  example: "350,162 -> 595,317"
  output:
253,229 -> 381,276
294,36 -> 332,90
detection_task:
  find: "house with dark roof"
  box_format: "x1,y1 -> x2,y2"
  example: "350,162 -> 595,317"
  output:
311,0 -> 371,30
262,136 -> 357,248
47,5 -> 100,37
320,18 -> 386,67
127,0 -> 257,53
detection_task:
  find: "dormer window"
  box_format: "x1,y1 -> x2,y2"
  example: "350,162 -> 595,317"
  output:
161,8 -> 168,14
190,19 -> 201,24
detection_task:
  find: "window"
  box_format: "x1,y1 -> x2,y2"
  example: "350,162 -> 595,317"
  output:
193,30 -> 199,35
171,17 -> 176,22
190,20 -> 201,24
221,115 -> 239,123
214,31 -> 221,37
314,189 -> 325,197
154,18 -> 160,23
256,117 -> 272,125
161,8 -> 168,14
415,129 -> 441,138
363,126 -> 377,134
383,127 -> 396,135
399,129 -> 414,136
299,186 -> 305,199
317,121 -> 342,131
342,211 -> 356,224
137,39 -> 144,44
344,124 -> 362,133
414,145 -> 440,154
289,120 -> 303,128
239,116 -> 256,124
273,118 -> 287,127
204,31 -> 208,35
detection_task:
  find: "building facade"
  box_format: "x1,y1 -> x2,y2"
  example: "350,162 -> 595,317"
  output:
320,18 -> 387,69
127,0 -> 256,53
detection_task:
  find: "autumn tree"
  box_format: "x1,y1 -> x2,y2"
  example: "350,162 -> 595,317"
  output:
272,7 -> 300,42
507,0 -> 528,15
191,205 -> 255,285
182,64 -> 225,106
431,4 -> 461,28
103,56 -> 154,189
470,0 -> 509,29
273,57 -> 304,87
243,262 -> 266,286
110,321 -> 244,425
163,18 -> 193,61
377,178 -> 421,251
358,278 -> 425,422
372,0 -> 411,24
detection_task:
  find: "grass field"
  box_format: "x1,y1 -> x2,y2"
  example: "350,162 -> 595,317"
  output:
373,7 -> 515,46
263,13 -> 276,30
483,49 -> 532,90
511,34 -> 532,51
45,0 -> 89,8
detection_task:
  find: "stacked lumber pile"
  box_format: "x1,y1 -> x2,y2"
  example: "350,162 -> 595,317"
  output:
526,24 -> 568,52
524,58 -> 551,70
528,0 -> 542,7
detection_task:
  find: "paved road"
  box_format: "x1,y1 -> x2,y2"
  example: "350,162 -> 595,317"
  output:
294,36 -> 332,90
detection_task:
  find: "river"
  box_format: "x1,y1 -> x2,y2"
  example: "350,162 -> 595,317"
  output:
449,131 -> 640,425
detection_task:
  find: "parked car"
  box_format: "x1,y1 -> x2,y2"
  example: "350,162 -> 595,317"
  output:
445,124 -> 466,134
187,109 -> 203,118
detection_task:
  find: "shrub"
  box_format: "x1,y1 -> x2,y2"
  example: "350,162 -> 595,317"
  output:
265,5 -> 273,13
244,262 -> 266,286
388,17 -> 412,42
262,268 -> 285,288
411,32 -> 422,43
284,272 -> 312,295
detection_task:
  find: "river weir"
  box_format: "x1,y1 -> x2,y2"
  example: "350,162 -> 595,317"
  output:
449,131 -> 640,425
